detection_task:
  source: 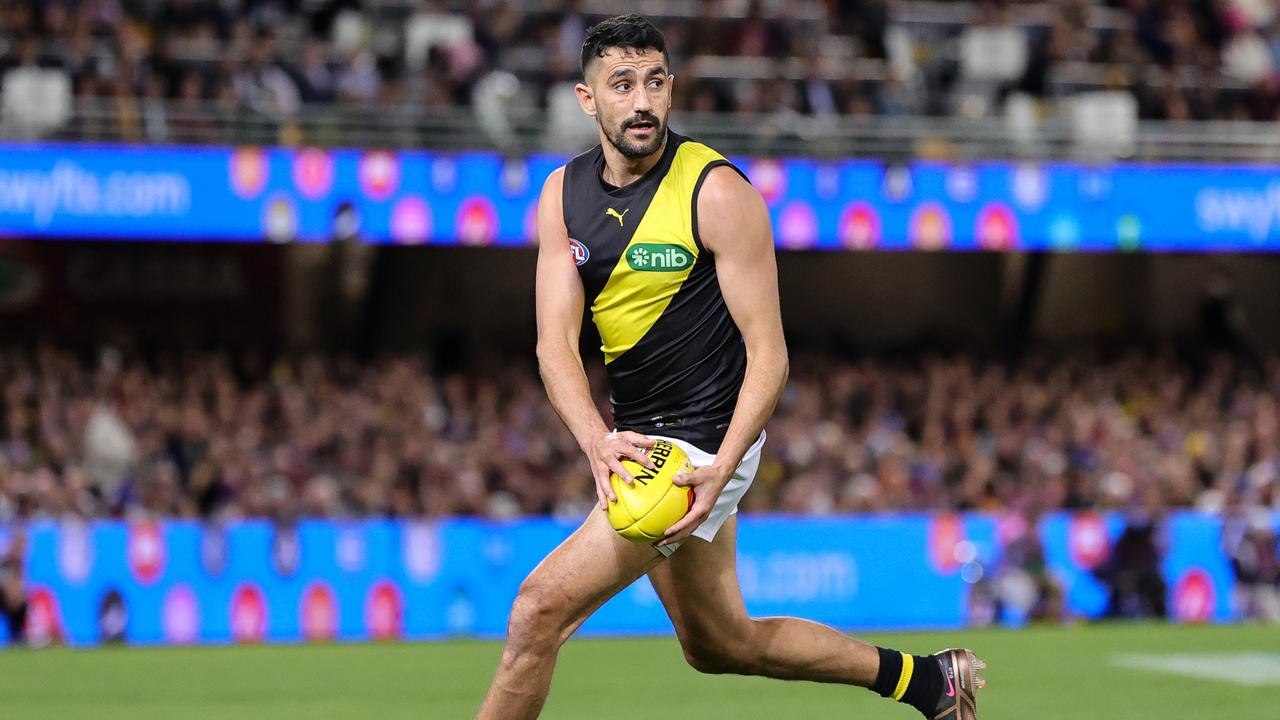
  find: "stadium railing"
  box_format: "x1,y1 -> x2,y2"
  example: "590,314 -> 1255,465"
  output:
24,99 -> 1280,163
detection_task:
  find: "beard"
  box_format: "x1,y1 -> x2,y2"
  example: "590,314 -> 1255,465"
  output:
602,112 -> 666,159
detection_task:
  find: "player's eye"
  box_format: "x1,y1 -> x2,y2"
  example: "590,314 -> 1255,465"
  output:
615,83 -> 631,92
648,79 -> 663,89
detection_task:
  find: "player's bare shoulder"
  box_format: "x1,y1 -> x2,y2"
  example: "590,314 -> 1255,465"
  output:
536,166 -> 569,249
541,165 -> 567,196
695,164 -> 771,255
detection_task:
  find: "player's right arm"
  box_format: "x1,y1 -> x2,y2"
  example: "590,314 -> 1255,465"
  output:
534,168 -> 654,510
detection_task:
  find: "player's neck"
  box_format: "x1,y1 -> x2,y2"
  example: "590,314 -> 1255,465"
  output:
600,133 -> 668,189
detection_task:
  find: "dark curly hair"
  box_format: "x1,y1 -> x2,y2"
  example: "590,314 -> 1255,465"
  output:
580,14 -> 669,79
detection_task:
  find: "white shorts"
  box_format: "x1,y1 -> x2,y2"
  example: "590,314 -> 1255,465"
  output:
649,431 -> 765,556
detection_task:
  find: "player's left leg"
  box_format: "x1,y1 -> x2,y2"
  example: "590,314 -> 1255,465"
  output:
477,510 -> 666,719
649,515 -> 985,718
649,515 -> 879,683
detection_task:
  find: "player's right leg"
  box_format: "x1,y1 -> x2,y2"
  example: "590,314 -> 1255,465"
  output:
475,509 -> 666,720
649,516 -> 986,719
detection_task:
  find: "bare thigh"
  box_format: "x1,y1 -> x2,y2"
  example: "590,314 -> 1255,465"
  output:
647,515 -> 878,685
477,511 -> 669,720
647,514 -> 749,645
518,509 -> 668,640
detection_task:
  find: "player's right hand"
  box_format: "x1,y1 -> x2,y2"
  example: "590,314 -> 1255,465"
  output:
589,431 -> 656,510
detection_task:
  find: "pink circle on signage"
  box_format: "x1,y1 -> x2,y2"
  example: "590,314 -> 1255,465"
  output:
25,587 -> 63,644
230,584 -> 267,643
301,582 -> 338,641
778,201 -> 818,249
457,196 -> 498,246
840,202 -> 881,250
1173,568 -> 1215,623
910,203 -> 952,250
391,196 -> 432,245
977,203 -> 1019,251
359,151 -> 400,200
748,159 -> 787,205
163,585 -> 200,644
128,520 -> 166,586
1068,512 -> 1110,569
365,580 -> 403,641
292,149 -> 335,200
229,148 -> 269,200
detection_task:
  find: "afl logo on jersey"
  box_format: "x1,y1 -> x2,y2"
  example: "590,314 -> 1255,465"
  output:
569,239 -> 589,266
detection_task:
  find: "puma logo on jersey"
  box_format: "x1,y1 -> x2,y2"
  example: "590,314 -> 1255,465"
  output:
606,208 -> 629,226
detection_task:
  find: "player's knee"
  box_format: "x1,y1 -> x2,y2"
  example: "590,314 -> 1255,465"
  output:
680,634 -> 752,675
682,646 -> 729,675
507,579 -> 570,648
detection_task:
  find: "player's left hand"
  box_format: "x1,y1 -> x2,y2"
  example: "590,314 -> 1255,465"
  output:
657,464 -> 733,547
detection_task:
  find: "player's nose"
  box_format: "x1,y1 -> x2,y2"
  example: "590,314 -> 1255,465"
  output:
632,86 -> 652,113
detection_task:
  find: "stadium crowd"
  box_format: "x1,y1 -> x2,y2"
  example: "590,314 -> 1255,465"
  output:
1,342 -> 1278,625
5,0 -> 1280,141
2,344 -> 1278,523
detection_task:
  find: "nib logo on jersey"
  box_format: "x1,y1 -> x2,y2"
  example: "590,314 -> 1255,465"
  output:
627,244 -> 693,272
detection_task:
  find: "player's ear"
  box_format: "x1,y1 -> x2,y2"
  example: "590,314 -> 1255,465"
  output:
575,82 -> 597,118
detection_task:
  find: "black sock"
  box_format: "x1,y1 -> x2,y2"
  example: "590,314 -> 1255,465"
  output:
872,647 -> 944,717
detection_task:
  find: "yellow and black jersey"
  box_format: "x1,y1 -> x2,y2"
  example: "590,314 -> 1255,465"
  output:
562,131 -> 747,452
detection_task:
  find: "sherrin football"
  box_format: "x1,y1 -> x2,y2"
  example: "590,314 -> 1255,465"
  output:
607,438 -> 695,542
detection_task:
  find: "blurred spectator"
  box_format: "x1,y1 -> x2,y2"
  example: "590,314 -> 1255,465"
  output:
1000,515 -> 1065,624
1200,270 -> 1250,350
0,532 -> 25,644
798,55 -> 838,118
405,0 -> 474,72
1228,510 -> 1280,622
1,344 -> 1279,522
1,35 -> 72,137
141,70 -> 170,142
232,30 -> 299,119
5,0 -> 1280,142
959,1 -> 1028,84
1097,513 -> 1169,619
1222,27 -> 1273,84
170,71 -> 218,143
728,0 -> 791,59
298,40 -> 337,105
335,49 -> 381,106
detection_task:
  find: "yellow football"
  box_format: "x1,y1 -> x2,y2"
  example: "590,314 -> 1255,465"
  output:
607,438 -> 695,542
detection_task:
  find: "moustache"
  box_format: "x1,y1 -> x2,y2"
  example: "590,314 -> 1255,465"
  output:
622,114 -> 661,129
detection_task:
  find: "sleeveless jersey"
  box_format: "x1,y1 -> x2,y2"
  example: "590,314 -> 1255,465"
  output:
561,131 -> 747,452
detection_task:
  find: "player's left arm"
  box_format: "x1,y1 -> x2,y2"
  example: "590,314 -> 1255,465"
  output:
660,165 -> 788,546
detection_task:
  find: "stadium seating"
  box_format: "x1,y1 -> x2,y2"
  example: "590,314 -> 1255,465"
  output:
2,1 -> 1279,158
1,346 -> 1277,522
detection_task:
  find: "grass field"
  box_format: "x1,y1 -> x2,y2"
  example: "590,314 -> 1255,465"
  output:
1,623 -> 1275,719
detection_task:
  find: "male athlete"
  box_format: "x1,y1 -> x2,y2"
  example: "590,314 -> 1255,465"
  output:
477,15 -> 984,719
